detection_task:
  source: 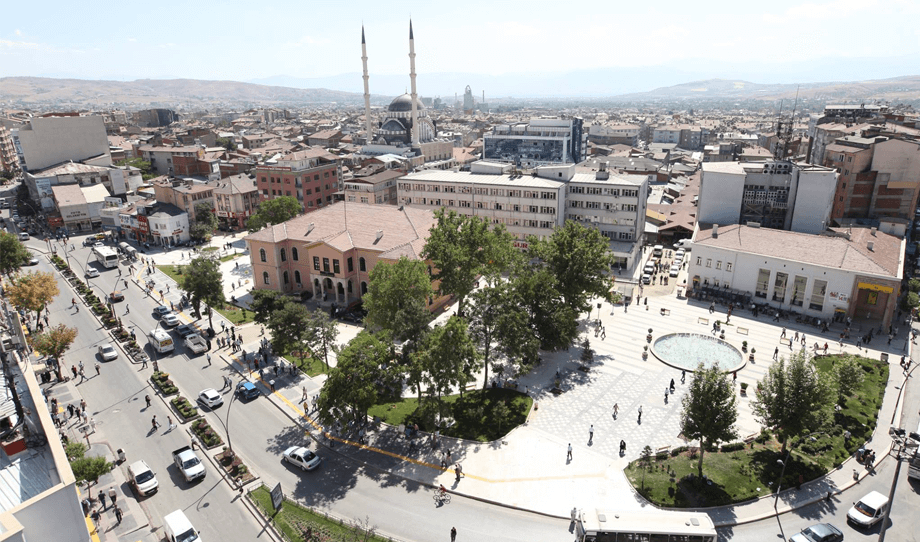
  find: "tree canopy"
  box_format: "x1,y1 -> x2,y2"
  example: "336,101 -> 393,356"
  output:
421,209 -> 516,314
246,196 -> 301,232
179,256 -> 226,330
249,289 -> 286,325
0,231 -> 32,277
679,362 -> 739,477
306,309 -> 339,371
190,202 -> 218,241
6,270 -> 60,320
267,301 -> 314,368
508,262 -> 579,352
751,351 -> 834,453
216,136 -> 237,151
363,256 -> 432,342
417,315 -> 479,407
29,324 -> 78,361
115,157 -> 155,180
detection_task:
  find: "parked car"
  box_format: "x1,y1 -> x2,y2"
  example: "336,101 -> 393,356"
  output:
18,232 -> 29,241
127,459 -> 159,497
789,523 -> 843,542
109,290 -> 125,302
85,268 -> 100,278
669,265 -> 681,278
161,313 -> 181,327
282,446 -> 321,471
97,343 -> 118,361
236,381 -> 260,401
25,254 -> 39,266
847,490 -> 890,528
83,238 -> 97,247
197,388 -> 223,409
153,305 -> 171,317
641,274 -> 652,285
175,324 -> 199,338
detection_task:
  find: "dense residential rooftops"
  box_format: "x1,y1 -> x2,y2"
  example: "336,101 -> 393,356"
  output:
695,223 -> 903,278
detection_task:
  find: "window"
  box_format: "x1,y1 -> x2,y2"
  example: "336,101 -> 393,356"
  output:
809,279 -> 827,311
359,257 -> 366,272
755,269 -> 770,298
705,259 -> 712,268
772,272 -> 788,302
726,262 -> 733,272
313,256 -> 320,271
292,247 -> 299,261
347,257 -> 354,272
260,248 -> 267,262
263,272 -> 270,285
696,257 -> 702,266
283,271 -> 289,284
322,258 -> 330,273
715,261 -> 722,270
294,270 -> 301,284
333,259 -> 340,274
280,248 -> 286,262
791,275 -> 807,307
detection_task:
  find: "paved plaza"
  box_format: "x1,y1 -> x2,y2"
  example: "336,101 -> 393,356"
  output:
139,237 -> 913,524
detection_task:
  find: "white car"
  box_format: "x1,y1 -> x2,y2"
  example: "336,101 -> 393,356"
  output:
282,446 -> 321,471
847,490 -> 889,528
127,459 -> 159,497
669,265 -> 681,278
162,313 -> 180,327
197,388 -> 223,409
641,273 -> 652,285
85,268 -> 100,278
97,343 -> 118,361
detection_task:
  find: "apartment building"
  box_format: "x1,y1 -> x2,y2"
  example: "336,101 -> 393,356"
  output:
137,145 -> 219,178
587,123 -> 640,146
212,173 -> 260,230
10,114 -> 111,172
254,148 -> 341,213
152,178 -> 215,222
483,118 -> 586,168
0,125 -> 16,172
344,169 -> 403,205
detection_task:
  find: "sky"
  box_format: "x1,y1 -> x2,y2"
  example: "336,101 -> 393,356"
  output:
2,0 -> 919,93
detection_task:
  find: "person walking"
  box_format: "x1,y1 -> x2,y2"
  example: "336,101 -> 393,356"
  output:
108,487 -> 117,507
125,304 -> 129,314
71,365 -> 78,379
780,327 -> 786,338
206,354 -> 212,366
773,347 -> 779,360
451,527 -> 457,541
98,490 -> 107,510
151,416 -> 160,431
166,416 -> 176,432
681,370 -> 686,383
114,506 -> 123,525
145,395 -> 151,408
589,425 -> 594,442
637,405 -> 643,423
90,418 -> 97,433
612,403 -> 619,418
567,443 -> 573,461
94,363 -> 100,376
669,378 -> 675,391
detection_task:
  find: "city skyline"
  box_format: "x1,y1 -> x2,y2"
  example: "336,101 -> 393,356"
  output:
2,0 -> 920,97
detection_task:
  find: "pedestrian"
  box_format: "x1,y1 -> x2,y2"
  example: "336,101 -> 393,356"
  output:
80,399 -> 87,413
207,354 -> 212,366
167,416 -> 176,431
589,424 -> 594,441
567,443 -> 573,460
302,387 -> 308,402
151,416 -> 159,430
669,378 -> 675,391
680,370 -> 686,383
90,509 -> 101,531
794,331 -> 799,341
90,418 -> 97,433
98,490 -> 107,509
95,363 -> 100,376
664,387 -> 669,403
455,463 -> 462,481
773,347 -> 779,360
801,334 -> 806,345
451,527 -> 457,541
71,365 -> 78,379
153,360 -> 159,372
637,405 -> 643,423
145,395 -> 151,408
269,380 -> 275,392
108,487 -> 117,506
114,506 -> 123,525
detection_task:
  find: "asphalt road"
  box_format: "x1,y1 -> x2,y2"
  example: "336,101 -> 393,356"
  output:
28,235 -> 574,542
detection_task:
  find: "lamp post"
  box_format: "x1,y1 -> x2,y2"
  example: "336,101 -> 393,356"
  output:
211,380 -> 238,455
773,431 -> 829,540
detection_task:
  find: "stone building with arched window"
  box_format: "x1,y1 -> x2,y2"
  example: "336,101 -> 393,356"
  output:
244,201 -> 449,310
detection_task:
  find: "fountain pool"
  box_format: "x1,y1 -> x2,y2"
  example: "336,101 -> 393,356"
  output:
651,333 -> 744,372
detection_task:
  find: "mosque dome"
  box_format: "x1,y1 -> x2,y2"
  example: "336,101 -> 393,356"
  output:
388,93 -> 425,112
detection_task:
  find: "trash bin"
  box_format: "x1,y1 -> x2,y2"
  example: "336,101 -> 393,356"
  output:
117,448 -> 126,463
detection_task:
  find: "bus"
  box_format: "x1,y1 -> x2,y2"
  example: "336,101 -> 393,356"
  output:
148,328 -> 174,354
577,509 -> 717,542
94,246 -> 119,268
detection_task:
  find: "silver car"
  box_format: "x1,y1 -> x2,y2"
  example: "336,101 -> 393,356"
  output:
97,343 -> 118,361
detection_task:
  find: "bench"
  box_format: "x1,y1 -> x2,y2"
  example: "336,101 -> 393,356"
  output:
743,433 -> 758,444
656,445 -> 670,454
698,317 -> 709,326
736,327 -> 748,335
780,338 -> 792,347
660,308 -> 670,316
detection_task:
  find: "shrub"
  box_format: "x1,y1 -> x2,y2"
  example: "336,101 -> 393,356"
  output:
670,446 -> 688,457
755,429 -> 772,444
720,442 -> 746,453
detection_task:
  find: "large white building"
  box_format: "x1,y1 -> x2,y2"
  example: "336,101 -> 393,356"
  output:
10,115 -> 111,172
483,118 -> 586,168
398,161 -> 648,267
689,222 -> 904,328
698,161 -> 837,234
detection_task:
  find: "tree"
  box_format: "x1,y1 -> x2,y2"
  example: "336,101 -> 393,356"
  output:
179,256 -> 226,330
316,330 -> 397,426
29,324 -> 78,381
580,338 -> 595,365
416,316 -> 478,411
246,196 -> 301,232
509,263 -> 579,352
363,256 -> 432,342
70,455 -> 113,489
190,202 -> 218,241
421,209 -> 516,315
267,301 -> 314,368
6,271 -> 60,322
467,276 -> 537,390
216,136 -> 237,152
249,289 -> 285,325
751,351 -> 834,454
307,309 -> 339,371
529,220 -> 616,315
115,157 -> 155,180
0,231 -> 31,276
831,355 -> 865,406
679,362 -> 739,477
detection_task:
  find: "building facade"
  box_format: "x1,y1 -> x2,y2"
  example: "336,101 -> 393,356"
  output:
11,115 -> 111,172
343,169 -> 403,205
212,173 -> 260,230
153,179 -> 215,222
254,149 -> 341,213
483,118 -> 586,168
689,222 -> 903,329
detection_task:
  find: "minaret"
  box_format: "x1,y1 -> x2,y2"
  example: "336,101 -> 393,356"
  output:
361,26 -> 373,144
409,20 -> 420,147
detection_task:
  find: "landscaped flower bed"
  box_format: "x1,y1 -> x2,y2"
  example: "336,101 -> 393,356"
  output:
191,419 -> 224,449
216,448 -> 255,485
170,396 -> 199,422
151,371 -> 178,396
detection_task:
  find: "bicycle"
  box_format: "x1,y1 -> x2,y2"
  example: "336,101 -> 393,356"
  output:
433,490 -> 451,505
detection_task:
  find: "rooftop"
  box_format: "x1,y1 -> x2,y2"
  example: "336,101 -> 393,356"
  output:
401,169 -> 564,189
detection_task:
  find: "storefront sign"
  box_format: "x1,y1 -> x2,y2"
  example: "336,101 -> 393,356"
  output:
856,282 -> 894,294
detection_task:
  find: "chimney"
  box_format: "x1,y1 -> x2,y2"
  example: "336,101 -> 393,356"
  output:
376,229 -> 384,242
307,222 -> 314,234
867,241 -> 874,251
870,227 -> 877,236
712,224 -> 719,238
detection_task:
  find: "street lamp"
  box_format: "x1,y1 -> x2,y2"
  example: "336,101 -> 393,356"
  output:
211,378 -> 239,455
773,431 -> 829,540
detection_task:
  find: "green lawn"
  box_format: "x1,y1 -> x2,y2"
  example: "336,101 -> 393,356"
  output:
214,303 -> 255,325
160,264 -> 185,284
250,486 -> 391,542
367,388 -> 532,442
625,354 -> 888,507
202,246 -> 219,253
283,354 -> 327,377
219,251 -> 244,262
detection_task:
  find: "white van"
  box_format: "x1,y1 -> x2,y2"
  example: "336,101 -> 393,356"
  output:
847,490 -> 889,528
652,244 -> 664,257
163,509 -> 201,542
148,328 -> 175,354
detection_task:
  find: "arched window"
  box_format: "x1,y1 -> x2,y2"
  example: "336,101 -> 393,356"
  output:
294,270 -> 301,284
359,257 -> 366,272
347,280 -> 352,293
280,248 -> 286,262
263,272 -> 270,285
291,247 -> 299,261
361,281 -> 368,295
259,248 -> 266,262
283,271 -> 289,284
